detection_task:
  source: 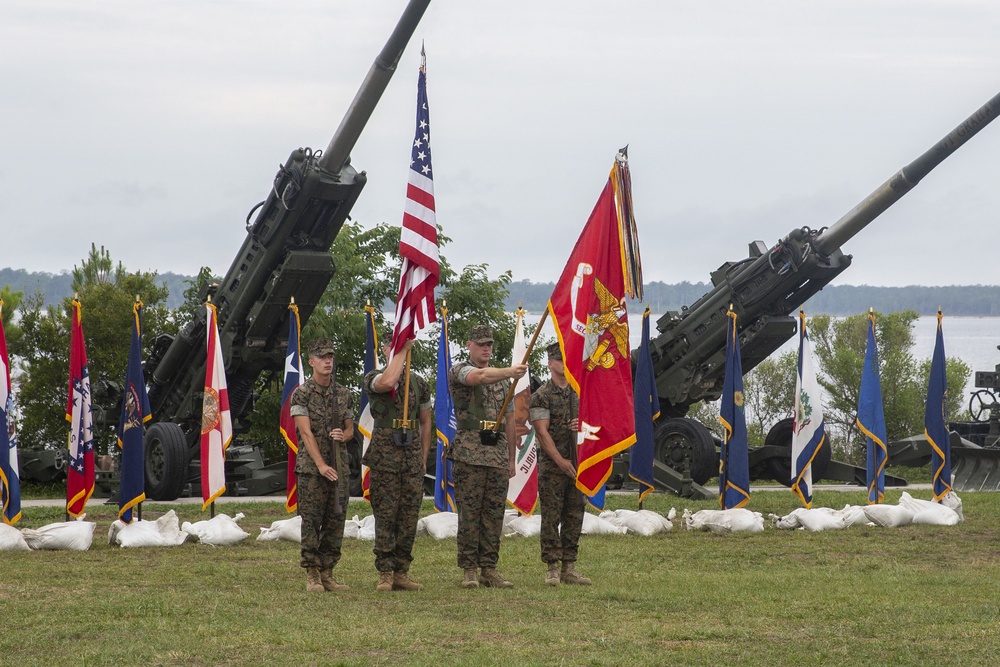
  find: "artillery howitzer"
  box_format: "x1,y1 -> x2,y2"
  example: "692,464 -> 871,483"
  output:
611,91 -> 1000,498
133,0 -> 431,500
889,351 -> 1000,491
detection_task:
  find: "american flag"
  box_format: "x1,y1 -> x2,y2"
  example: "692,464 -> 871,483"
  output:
390,47 -> 440,355
66,298 -> 95,518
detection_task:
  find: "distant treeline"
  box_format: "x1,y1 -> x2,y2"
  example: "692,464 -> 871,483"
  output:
505,279 -> 1000,316
4,268 -> 999,317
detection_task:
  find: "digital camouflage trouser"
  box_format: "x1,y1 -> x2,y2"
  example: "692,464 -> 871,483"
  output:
538,466 -> 585,564
453,460 -> 507,569
298,471 -> 350,570
369,466 -> 424,573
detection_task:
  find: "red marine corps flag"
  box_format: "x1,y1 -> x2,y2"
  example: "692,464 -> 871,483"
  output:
549,148 -> 643,497
201,300 -> 232,511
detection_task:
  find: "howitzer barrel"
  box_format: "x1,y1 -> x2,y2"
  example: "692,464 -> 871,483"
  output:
319,0 -> 431,174
814,90 -> 1000,255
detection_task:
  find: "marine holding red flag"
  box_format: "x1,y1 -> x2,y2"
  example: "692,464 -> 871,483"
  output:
280,301 -> 304,513
548,148 -> 643,497
66,298 -> 95,518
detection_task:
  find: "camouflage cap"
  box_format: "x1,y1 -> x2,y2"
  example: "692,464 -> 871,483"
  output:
546,342 -> 563,361
308,338 -> 336,357
467,323 -> 494,344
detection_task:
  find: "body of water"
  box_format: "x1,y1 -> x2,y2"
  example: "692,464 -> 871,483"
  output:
520,311 -> 999,402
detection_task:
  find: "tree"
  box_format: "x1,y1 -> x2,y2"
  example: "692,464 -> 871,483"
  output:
741,351 -> 797,447
13,244 -> 173,455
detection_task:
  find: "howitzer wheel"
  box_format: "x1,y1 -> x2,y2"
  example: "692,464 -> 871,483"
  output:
653,418 -> 716,486
144,422 -> 189,501
762,417 -> 832,487
969,390 -> 998,423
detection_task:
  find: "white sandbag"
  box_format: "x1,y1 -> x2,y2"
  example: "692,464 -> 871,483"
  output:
0,523 -> 30,552
897,491 -> 961,526
417,512 -> 458,539
939,491 -> 964,522
508,514 -> 542,537
581,512 -> 627,535
771,510 -> 802,530
344,515 -> 362,540
113,509 -> 189,547
502,509 -> 521,537
834,505 -> 872,527
599,509 -> 671,536
861,503 -> 915,528
21,518 -> 96,550
356,514 -> 376,541
257,515 -> 302,542
182,512 -> 250,546
684,508 -> 764,533
794,507 -> 846,532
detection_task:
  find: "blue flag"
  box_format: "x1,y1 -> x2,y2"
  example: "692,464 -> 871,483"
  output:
858,310 -> 888,505
434,308 -> 456,512
587,484 -> 606,511
719,308 -> 750,509
629,307 -> 660,503
925,310 -> 952,501
1,299 -> 21,526
117,301 -> 151,523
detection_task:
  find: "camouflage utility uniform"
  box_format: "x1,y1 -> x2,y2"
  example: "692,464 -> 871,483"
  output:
291,378 -> 354,570
448,360 -> 512,570
362,368 -> 431,575
530,379 -> 584,565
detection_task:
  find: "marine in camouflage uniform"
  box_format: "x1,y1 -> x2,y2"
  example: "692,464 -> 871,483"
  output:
530,342 -> 592,586
290,338 -> 355,592
363,338 -> 432,592
448,323 -> 527,589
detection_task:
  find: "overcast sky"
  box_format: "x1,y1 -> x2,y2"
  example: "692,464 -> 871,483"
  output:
2,1 -> 999,289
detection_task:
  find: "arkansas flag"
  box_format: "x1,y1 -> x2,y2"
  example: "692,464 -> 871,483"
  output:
279,301 -> 303,513
66,298 -> 95,518
549,149 -> 643,496
201,301 -> 232,511
506,307 -> 538,515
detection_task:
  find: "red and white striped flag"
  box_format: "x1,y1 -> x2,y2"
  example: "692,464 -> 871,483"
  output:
201,302 -> 232,511
390,47 -> 440,354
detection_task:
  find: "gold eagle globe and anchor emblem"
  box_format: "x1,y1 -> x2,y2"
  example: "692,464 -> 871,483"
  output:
584,278 -> 629,371
122,385 -> 142,433
202,387 -> 221,434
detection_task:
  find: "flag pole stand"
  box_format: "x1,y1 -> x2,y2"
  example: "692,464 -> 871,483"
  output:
493,307 -> 548,432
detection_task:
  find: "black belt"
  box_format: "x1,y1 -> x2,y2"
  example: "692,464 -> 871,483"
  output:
457,419 -> 498,430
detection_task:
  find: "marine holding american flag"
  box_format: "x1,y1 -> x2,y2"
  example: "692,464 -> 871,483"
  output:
448,324 -> 527,590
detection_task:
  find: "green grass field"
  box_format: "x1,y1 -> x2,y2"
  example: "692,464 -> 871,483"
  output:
3,487 -> 999,667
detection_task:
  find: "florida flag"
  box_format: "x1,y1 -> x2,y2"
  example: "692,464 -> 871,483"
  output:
1,298 -> 21,525
66,298 -> 95,518
201,301 -> 232,511
357,304 -> 379,501
506,307 -> 538,515
857,310 -> 888,505
279,301 -> 303,513
549,149 -> 643,496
